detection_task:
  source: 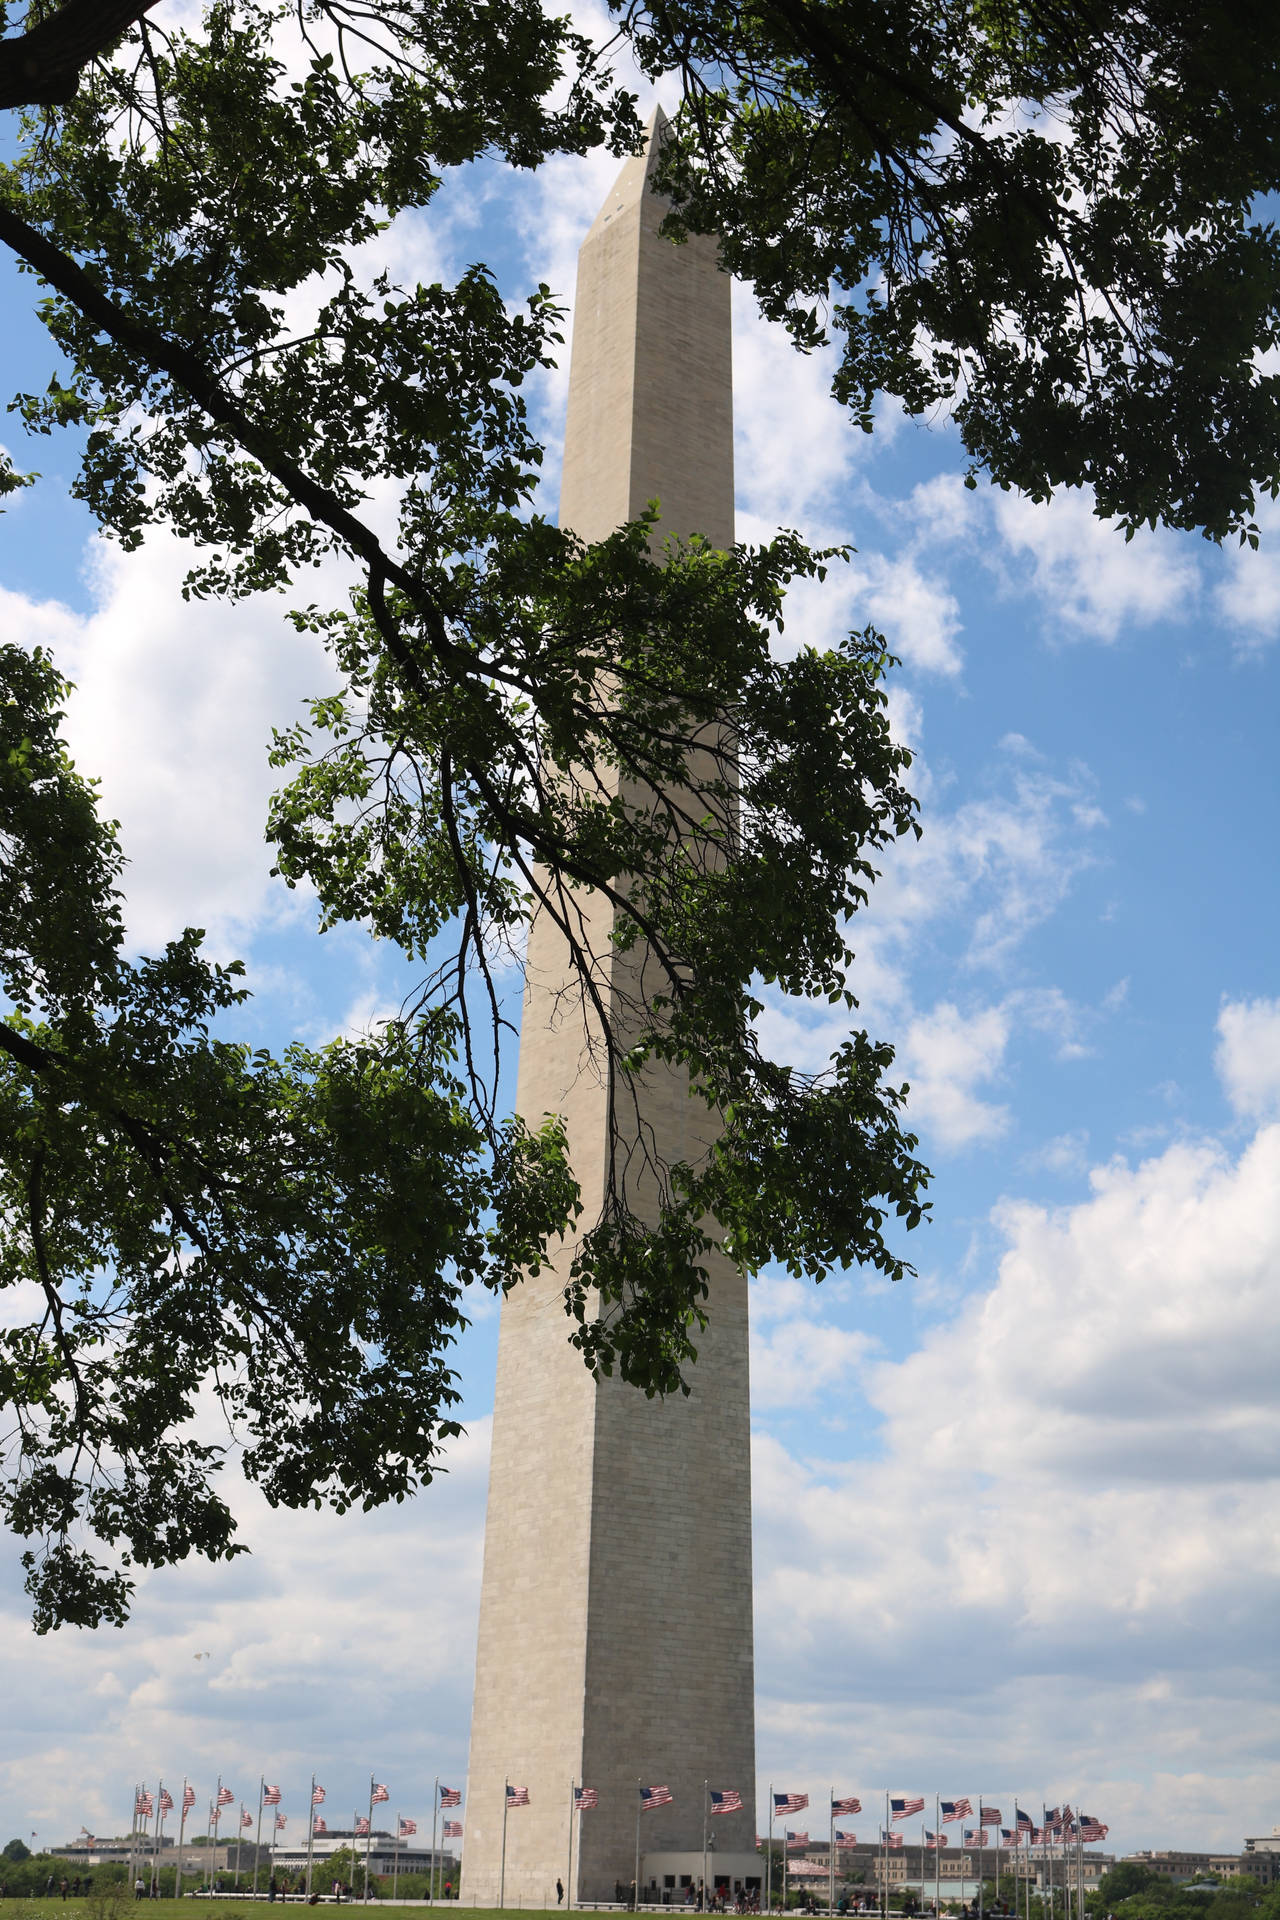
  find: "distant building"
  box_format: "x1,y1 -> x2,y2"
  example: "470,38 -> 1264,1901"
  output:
268,1830 -> 454,1880
1122,1851 -> 1279,1889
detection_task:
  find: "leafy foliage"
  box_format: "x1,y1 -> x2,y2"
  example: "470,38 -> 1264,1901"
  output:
1,644 -> 578,1627
640,0 -> 1280,542
4,0 -> 1275,1627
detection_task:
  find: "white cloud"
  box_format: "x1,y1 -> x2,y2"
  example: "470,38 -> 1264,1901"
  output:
991,490 -> 1200,639
3,534 -> 333,956
1215,996 -> 1280,1118
1214,495 -> 1280,649
896,1000 -> 1012,1148
751,1099 -> 1280,1844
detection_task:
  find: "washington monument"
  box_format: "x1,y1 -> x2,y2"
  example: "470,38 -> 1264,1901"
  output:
460,113 -> 757,1904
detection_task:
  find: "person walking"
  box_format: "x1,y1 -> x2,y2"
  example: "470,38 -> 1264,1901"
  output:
557,1882 -> 565,1907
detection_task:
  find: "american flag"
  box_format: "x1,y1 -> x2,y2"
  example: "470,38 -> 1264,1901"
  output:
711,1791 -> 742,1815
1060,1806 -> 1073,1826
399,1820 -> 418,1837
136,1793 -> 154,1818
880,1832 -> 904,1851
1044,1809 -> 1061,1831
372,1785 -> 390,1806
159,1790 -> 174,1815
183,1787 -> 196,1812
314,1820 -> 327,1836
981,1807 -> 1001,1823
890,1798 -> 924,1823
775,1792 -> 808,1815
1016,1809 -> 1033,1831
924,1834 -> 948,1851
356,1819 -> 371,1837
575,1789 -> 598,1812
786,1833 -> 809,1850
640,1787 -> 672,1812
275,1815 -> 287,1832
507,1786 -> 531,1808
832,1798 -> 861,1816
312,1787 -> 326,1807
1001,1831 -> 1015,1848
263,1786 -> 282,1807
443,1821 -> 463,1840
217,1787 -> 235,1808
1030,1829 -> 1043,1845
440,1788 -> 462,1808
1080,1819 -> 1108,1844
835,1833 -> 857,1847
940,1801 -> 971,1825
241,1810 -> 253,1830
964,1831 -> 989,1849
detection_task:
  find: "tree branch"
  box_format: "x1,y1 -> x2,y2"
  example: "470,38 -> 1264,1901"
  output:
0,0 -> 160,110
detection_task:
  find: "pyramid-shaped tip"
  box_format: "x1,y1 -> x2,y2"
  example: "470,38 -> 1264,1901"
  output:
586,102 -> 674,235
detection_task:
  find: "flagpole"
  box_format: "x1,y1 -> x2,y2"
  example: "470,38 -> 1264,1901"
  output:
934,1798 -> 940,1918
976,1795 -> 983,1920
364,1777 -> 375,1905
306,1776 -> 317,1901
702,1780 -> 709,1913
767,1787 -> 774,1916
151,1783 -> 163,1897
176,1782 -> 188,1903
633,1781 -> 641,1918
881,1794 -> 888,1920
567,1784 -> 576,1917
253,1781 -> 265,1899
501,1781 -> 510,1913
393,1813 -> 401,1904
829,1790 -> 835,1918
212,1783 -> 223,1895
431,1781 -> 440,1907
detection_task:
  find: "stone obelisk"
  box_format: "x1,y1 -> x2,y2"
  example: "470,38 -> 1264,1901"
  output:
460,112 -> 756,1905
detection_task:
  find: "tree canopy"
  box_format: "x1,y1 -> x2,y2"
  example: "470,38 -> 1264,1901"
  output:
1,0 -> 1277,1628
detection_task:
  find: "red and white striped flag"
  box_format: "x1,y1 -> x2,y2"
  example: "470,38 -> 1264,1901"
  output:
834,1832 -> 857,1847
263,1786 -> 282,1807
575,1790 -> 598,1812
275,1815 -> 287,1832
217,1787 -> 235,1808
786,1832 -> 809,1850
135,1792 -> 153,1818
940,1801 -> 971,1825
314,1820 -> 328,1836
312,1786 -> 326,1807
507,1786 -> 530,1808
964,1831 -> 989,1849
183,1787 -> 196,1812
774,1793 -> 808,1816
832,1798 -> 861,1816
399,1819 -> 418,1837
710,1792 -> 742,1815
890,1798 -> 924,1823
440,1788 -> 461,1809
640,1787 -> 672,1812
356,1818 -> 370,1837
981,1807 -> 1001,1824
443,1822 -> 463,1840
241,1810 -> 253,1830
372,1785 -> 390,1806
159,1790 -> 174,1815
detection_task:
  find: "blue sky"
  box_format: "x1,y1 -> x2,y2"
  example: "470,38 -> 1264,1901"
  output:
2,8 -> 1280,1866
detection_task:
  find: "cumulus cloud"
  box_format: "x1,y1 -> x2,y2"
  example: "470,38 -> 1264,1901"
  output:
752,1102 -> 1280,1844
990,490 -> 1200,639
3,534 -> 333,957
1215,996 -> 1280,1118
